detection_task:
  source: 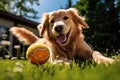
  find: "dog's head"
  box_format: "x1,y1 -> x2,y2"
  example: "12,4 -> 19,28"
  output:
38,8 -> 89,46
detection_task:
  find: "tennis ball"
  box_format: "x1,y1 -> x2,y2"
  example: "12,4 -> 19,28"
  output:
26,43 -> 50,65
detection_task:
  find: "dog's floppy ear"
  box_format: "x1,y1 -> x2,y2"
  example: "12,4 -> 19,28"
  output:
67,8 -> 89,28
37,13 -> 49,37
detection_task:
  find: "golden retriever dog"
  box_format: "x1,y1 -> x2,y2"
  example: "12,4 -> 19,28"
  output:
10,8 -> 115,65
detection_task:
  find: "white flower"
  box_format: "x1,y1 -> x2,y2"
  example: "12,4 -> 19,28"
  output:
14,45 -> 20,49
13,62 -> 23,73
13,67 -> 23,73
15,62 -> 23,68
0,40 -> 11,46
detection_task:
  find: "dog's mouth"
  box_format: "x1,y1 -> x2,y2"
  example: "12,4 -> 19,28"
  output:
56,29 -> 71,45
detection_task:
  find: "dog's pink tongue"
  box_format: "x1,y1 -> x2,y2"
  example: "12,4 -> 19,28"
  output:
56,34 -> 66,44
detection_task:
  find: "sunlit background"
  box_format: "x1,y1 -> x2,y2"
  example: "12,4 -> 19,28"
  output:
0,0 -> 120,59
34,0 -> 78,22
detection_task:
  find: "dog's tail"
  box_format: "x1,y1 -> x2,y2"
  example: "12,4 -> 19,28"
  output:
10,27 -> 39,45
92,51 -> 115,65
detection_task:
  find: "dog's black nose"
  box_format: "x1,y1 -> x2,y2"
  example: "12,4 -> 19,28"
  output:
54,25 -> 63,33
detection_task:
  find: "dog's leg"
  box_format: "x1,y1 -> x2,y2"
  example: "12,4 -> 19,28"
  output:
77,40 -> 115,65
92,51 -> 115,65
10,27 -> 39,45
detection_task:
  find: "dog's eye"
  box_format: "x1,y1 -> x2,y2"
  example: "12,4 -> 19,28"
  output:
50,19 -> 54,23
63,16 -> 68,20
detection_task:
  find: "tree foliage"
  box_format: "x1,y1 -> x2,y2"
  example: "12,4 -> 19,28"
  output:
0,0 -> 40,19
74,0 -> 120,52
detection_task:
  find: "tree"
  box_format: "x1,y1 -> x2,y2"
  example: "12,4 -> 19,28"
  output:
74,0 -> 120,53
65,0 -> 72,9
0,0 -> 40,19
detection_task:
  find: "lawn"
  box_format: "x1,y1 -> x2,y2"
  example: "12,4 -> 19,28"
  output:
0,56 -> 120,80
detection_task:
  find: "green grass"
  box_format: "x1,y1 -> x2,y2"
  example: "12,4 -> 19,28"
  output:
0,57 -> 120,80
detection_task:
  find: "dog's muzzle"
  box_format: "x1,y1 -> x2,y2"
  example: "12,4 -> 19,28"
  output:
52,22 -> 71,45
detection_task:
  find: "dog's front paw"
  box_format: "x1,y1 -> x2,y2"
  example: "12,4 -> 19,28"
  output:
97,57 -> 115,65
53,59 -> 64,64
93,51 -> 115,65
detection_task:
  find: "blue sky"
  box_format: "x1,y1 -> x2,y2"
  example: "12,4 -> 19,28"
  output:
33,0 -> 78,22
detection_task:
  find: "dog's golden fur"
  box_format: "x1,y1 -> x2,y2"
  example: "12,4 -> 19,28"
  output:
10,8 -> 115,65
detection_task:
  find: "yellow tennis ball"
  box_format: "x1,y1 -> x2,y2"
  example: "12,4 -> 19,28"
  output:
26,43 -> 50,65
